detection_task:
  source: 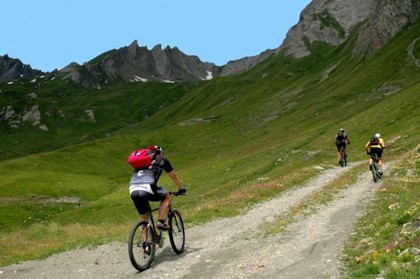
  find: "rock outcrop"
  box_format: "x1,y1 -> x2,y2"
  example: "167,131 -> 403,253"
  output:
0,55 -> 43,82
279,0 -> 420,58
353,0 -> 420,57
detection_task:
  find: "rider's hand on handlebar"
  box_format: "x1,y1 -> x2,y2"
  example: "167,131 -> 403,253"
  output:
178,187 -> 187,195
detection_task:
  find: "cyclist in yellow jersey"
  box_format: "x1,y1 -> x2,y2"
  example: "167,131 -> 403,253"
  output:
365,133 -> 386,175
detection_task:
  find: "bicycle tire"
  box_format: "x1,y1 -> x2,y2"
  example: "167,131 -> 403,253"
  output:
128,220 -> 156,271
373,171 -> 379,182
168,210 -> 185,254
339,148 -> 345,167
372,163 -> 380,183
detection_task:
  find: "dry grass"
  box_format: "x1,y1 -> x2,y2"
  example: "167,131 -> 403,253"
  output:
0,221 -> 130,266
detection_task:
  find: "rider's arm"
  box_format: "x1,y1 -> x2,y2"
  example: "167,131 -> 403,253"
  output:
162,157 -> 187,193
380,138 -> 385,149
167,170 -> 186,191
365,141 -> 370,152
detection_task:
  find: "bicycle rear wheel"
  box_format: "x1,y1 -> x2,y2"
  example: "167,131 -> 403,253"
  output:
370,164 -> 379,183
128,221 -> 156,271
168,210 -> 185,254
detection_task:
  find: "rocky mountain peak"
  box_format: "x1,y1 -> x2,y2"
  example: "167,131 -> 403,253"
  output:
279,0 -> 419,58
57,40 -> 220,87
127,40 -> 139,57
0,54 -> 43,82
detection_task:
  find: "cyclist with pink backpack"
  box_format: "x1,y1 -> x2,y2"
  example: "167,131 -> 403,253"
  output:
128,145 -> 187,230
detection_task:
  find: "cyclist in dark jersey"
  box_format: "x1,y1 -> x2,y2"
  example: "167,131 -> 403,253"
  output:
335,128 -> 351,164
129,146 -> 186,230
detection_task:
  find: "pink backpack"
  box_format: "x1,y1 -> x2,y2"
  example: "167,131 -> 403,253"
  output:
127,148 -> 155,169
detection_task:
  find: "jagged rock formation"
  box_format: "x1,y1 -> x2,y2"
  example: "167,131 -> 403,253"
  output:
0,55 -> 43,82
279,0 -> 420,58
58,41 -> 220,87
58,40 -> 276,87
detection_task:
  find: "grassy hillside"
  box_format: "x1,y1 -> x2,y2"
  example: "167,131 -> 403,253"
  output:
0,19 -> 419,277
0,79 -> 195,160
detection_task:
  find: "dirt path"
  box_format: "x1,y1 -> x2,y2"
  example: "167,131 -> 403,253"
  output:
0,161 -> 389,279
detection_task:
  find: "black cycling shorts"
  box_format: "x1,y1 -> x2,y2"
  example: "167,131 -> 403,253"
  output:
130,186 -> 168,215
370,147 -> 383,158
336,141 -> 346,151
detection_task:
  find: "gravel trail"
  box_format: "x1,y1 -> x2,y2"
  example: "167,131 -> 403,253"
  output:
1,161 -> 389,279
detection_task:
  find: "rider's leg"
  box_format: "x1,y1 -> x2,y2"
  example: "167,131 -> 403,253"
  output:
131,190 -> 150,221
377,149 -> 384,174
378,158 -> 383,172
158,193 -> 170,222
369,157 -> 374,170
140,213 -> 148,221
130,191 -> 151,246
139,213 -> 149,245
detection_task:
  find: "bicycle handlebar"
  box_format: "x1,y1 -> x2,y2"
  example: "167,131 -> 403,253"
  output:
169,191 -> 186,196
169,187 -> 187,196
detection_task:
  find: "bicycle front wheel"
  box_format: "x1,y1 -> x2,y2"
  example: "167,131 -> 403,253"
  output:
168,210 -> 185,254
128,221 -> 156,271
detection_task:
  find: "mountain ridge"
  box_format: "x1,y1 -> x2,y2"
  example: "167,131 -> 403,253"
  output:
1,0 -> 418,87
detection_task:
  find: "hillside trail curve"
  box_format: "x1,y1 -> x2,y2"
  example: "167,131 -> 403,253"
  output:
0,160 -> 391,279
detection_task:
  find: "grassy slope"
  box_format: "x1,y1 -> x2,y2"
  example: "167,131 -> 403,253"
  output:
0,80 -> 194,160
0,20 -> 419,274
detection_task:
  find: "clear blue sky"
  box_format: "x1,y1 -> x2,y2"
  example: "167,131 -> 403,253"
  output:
0,0 -> 311,72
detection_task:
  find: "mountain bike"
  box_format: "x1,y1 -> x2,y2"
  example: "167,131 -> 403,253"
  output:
369,153 -> 382,182
128,191 -> 185,272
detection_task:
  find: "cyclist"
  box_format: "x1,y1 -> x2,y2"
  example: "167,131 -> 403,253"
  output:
335,128 -> 350,164
365,133 -> 385,175
129,145 -> 187,230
